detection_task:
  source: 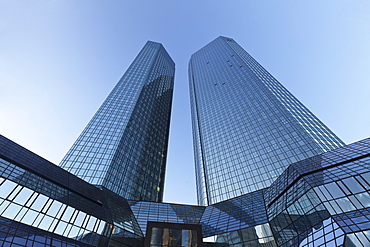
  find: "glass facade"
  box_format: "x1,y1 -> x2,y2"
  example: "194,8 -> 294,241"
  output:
264,138 -> 370,247
0,135 -> 144,247
59,41 -> 175,202
189,36 -> 345,205
1,37 -> 370,247
128,201 -> 204,235
145,222 -> 203,247
1,134 -> 370,246
199,138 -> 370,246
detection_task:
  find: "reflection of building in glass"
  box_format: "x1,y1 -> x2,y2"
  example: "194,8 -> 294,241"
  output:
145,222 -> 202,246
1,37 -> 370,247
1,135 -> 370,246
189,36 -> 345,206
0,135 -> 144,247
59,41 -> 175,202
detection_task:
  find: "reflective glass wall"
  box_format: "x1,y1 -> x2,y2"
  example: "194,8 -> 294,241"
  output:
265,138 -> 370,246
145,222 -> 202,247
59,41 -> 175,202
1,135 -> 370,246
0,135 -> 143,247
189,36 -> 344,205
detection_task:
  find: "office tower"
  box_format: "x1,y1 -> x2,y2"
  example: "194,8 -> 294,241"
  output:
1,36 -> 370,247
59,41 -> 175,202
189,36 -> 345,205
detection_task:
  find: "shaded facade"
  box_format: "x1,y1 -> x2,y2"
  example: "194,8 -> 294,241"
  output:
59,41 -> 175,202
1,135 -> 370,246
189,36 -> 345,205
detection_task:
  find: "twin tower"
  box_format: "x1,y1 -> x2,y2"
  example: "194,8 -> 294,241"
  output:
59,36 -> 344,206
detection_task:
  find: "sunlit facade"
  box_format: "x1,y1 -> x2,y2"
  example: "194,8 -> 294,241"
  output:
189,36 -> 345,205
59,41 -> 175,202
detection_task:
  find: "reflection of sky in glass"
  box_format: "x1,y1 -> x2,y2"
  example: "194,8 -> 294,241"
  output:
190,36 -> 344,205
59,41 -> 175,202
1,123 -> 370,247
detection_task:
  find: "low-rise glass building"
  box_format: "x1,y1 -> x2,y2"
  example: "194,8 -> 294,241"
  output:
1,135 -> 370,246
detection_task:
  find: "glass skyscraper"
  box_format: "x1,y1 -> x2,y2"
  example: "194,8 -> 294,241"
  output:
189,36 -> 345,205
1,37 -> 370,247
59,41 -> 175,202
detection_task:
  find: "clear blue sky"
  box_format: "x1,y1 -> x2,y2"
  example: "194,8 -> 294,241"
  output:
1,1 -> 370,205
